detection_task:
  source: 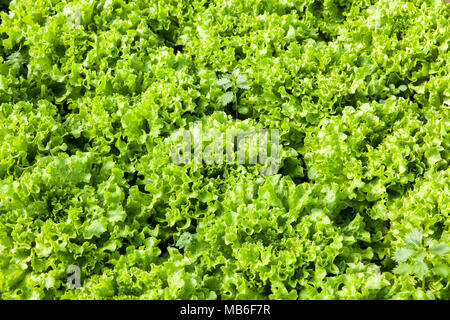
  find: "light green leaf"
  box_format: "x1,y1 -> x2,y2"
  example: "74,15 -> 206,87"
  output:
429,243 -> 450,256
232,68 -> 240,77
220,92 -> 234,106
393,263 -> 413,276
393,248 -> 415,262
217,77 -> 231,87
85,220 -> 107,239
404,229 -> 422,249
413,261 -> 430,278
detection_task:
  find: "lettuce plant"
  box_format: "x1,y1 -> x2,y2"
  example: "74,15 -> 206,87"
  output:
0,0 -> 449,300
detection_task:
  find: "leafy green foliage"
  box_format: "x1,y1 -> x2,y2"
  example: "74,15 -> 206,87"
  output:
0,0 -> 449,300
217,68 -> 251,115
393,230 -> 450,281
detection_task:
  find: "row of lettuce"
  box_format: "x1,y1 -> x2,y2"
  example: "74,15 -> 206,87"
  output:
0,0 -> 449,299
